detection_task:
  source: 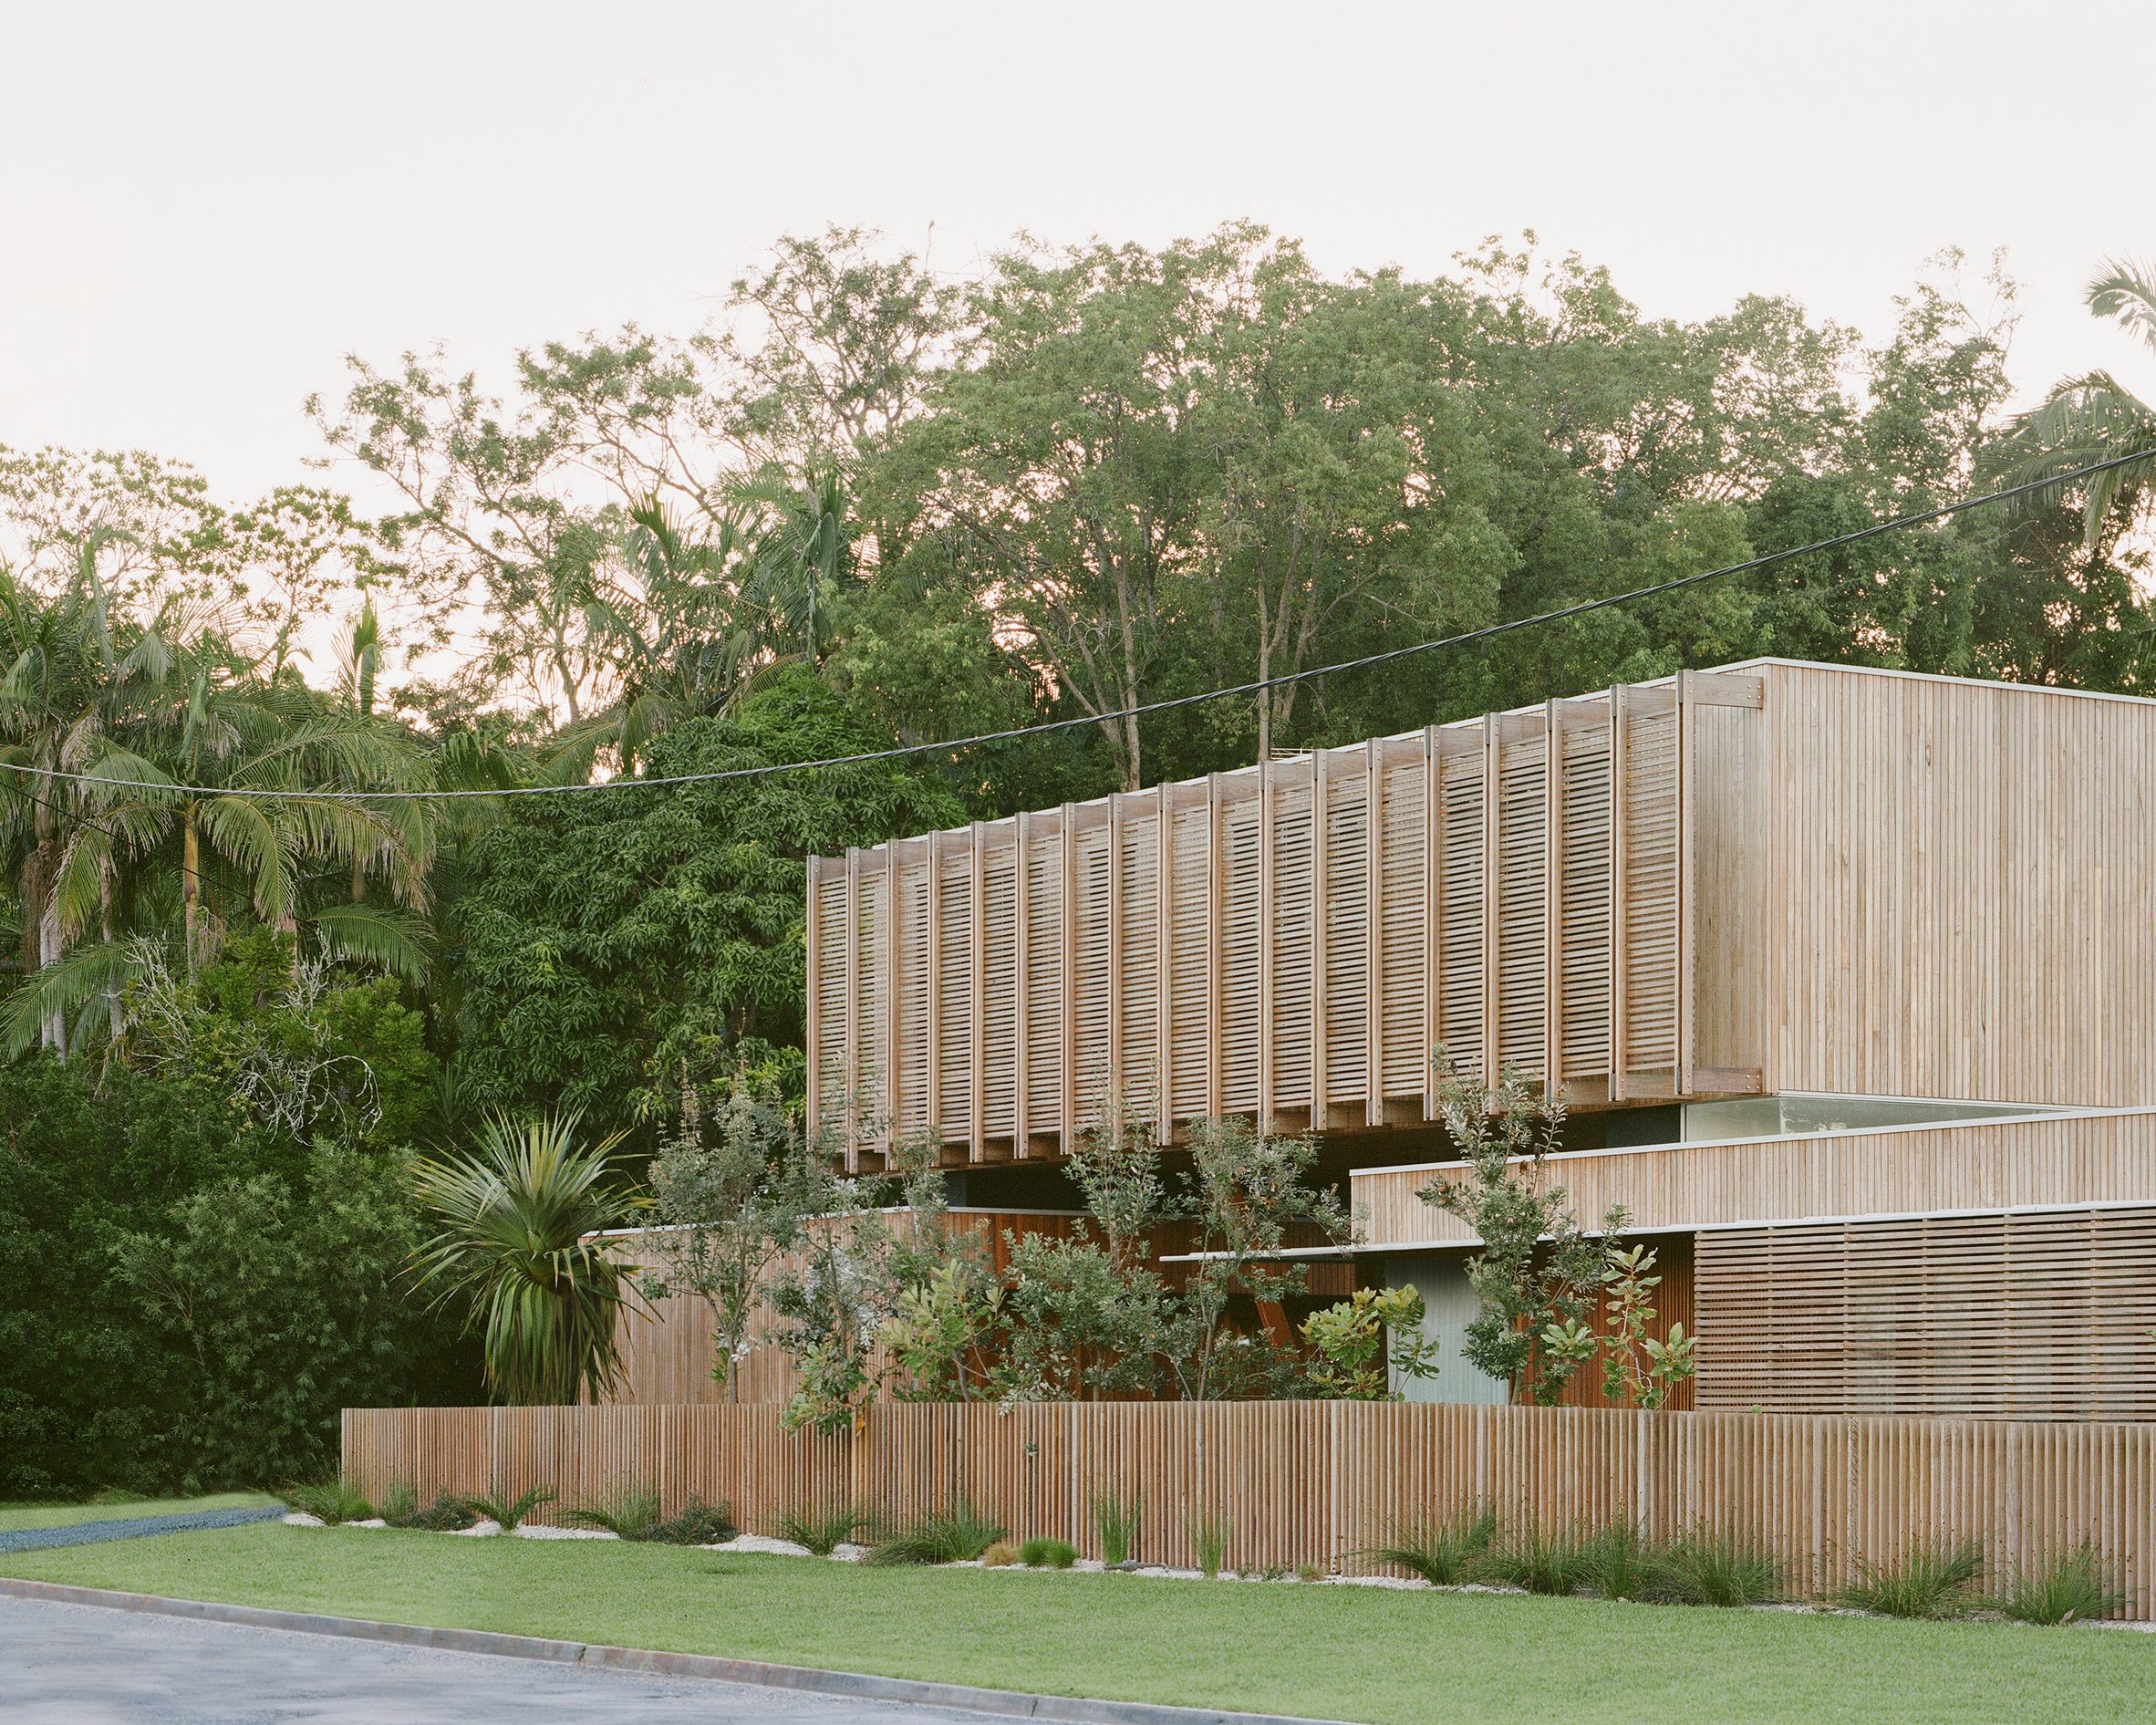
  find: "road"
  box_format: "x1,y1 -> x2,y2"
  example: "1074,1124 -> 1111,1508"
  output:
1,1595 -> 1000,1724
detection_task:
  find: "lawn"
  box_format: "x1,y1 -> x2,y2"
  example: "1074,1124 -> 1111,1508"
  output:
0,1492 -> 277,1533
2,1523 -> 2149,1724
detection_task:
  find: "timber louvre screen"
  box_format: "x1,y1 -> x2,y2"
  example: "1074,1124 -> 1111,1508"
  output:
809,672 -> 1762,1168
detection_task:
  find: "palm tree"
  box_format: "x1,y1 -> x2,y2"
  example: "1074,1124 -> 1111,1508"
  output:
544,495 -> 788,781
410,1109 -> 647,1405
0,535 -> 145,1052
1992,260 -> 2156,548
57,649 -> 433,977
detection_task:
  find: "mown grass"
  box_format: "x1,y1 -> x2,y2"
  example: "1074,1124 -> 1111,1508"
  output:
0,1521 -> 2149,1725
0,1492 -> 277,1533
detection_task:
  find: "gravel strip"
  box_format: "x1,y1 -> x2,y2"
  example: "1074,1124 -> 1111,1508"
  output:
0,1506 -> 285,1555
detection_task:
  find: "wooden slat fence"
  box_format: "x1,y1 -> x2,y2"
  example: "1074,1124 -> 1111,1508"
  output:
344,1400 -> 2156,1618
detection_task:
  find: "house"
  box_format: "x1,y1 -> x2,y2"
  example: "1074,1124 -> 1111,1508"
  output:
803,660 -> 2156,1420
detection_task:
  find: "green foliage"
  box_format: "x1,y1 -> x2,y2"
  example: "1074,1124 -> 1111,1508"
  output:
1090,1488 -> 1143,1566
1020,1537 -> 1078,1569
1418,1055 -> 1609,1403
1597,1244 -> 1695,1408
1302,1287 -> 1442,1400
1991,1543 -> 2123,1626
459,1482 -> 555,1533
1581,1521 -> 1670,1601
448,672 -> 963,1130
1657,1533 -> 1786,1607
1481,1522 -> 1594,1596
649,1496 -> 739,1545
411,1108 -> 645,1406
644,1078 -> 840,1398
1836,1538 -> 1986,1619
776,1502 -> 876,1555
566,1484 -> 665,1542
389,1489 -> 478,1532
1372,1506 -> 1498,1585
866,1502 -> 1007,1565
282,1475 -> 376,1524
1183,1505 -> 1232,1579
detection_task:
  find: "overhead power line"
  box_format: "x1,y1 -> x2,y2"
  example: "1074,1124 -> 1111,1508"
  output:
4,446 -> 2151,805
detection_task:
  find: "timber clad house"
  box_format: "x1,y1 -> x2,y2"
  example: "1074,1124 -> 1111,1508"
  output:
802,659 -> 2156,1422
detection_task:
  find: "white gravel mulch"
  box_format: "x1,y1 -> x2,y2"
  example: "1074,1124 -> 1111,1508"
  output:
280,1513 -> 324,1528
450,1519 -> 504,1537
347,1519 -> 388,1529
513,1523 -> 617,1541
828,1543 -> 870,1563
701,1533 -> 814,1558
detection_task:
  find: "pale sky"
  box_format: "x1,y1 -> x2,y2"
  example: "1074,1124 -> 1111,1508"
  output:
7,0 -> 2154,507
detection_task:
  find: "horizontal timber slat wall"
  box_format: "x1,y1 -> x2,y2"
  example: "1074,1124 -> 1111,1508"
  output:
1352,1107 -> 2156,1249
1696,1206 -> 2156,1421
343,1401 -> 2156,1617
810,672 -> 1765,1169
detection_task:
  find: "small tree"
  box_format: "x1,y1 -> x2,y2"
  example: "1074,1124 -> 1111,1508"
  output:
1416,1050 -> 1608,1406
1166,1114 -> 1352,1402
879,1130 -> 1004,1401
1301,1286 -> 1443,1400
643,1077 -> 839,1400
1596,1242 -> 1695,1408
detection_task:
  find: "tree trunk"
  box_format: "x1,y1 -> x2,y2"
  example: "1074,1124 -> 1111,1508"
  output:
181,814 -> 202,973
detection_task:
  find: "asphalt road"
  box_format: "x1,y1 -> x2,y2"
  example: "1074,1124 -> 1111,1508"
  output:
0,1595 -> 1000,1724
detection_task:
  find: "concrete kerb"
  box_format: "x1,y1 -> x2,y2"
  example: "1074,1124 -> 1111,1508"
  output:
0,1577 -> 1358,1725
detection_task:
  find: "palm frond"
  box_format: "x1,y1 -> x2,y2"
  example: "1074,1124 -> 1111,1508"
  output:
2088,259 -> 2156,355
303,900 -> 432,984
1,937 -> 150,1059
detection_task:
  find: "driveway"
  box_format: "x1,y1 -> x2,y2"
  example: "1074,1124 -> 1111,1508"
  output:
1,1595 -> 1000,1724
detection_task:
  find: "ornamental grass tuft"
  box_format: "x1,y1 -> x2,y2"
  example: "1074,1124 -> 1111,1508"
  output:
866,1502 -> 1008,1565
281,1475 -> 377,1525
1992,1543 -> 2124,1626
566,1484 -> 665,1542
1481,1521 -> 1594,1596
1020,1537 -> 1078,1569
1371,1504 -> 1498,1585
778,1502 -> 878,1555
1836,1537 -> 1985,1619
1658,1532 -> 1784,1607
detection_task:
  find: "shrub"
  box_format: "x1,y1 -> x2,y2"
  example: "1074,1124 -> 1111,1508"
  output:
459,1483 -> 556,1533
282,1474 -> 376,1525
378,1481 -> 418,1525
1481,1522 -> 1593,1596
389,1490 -> 479,1533
777,1502 -> 876,1555
1837,1538 -> 1985,1619
1090,1488 -> 1143,1565
1372,1505 -> 1498,1585
649,1496 -> 738,1545
566,1484 -> 665,1542
980,1539 -> 1020,1567
1183,1506 -> 1232,1579
1297,1564 -> 1323,1584
1993,1543 -> 2124,1626
1583,1520 -> 1672,1601
1660,1532 -> 1784,1606
1019,1537 -> 1079,1569
867,1502 -> 1008,1565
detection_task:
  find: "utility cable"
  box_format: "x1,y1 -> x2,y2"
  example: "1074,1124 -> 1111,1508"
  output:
2,445 -> 2150,803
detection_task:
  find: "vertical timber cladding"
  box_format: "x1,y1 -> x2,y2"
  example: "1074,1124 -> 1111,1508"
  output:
805,671 -> 1761,1161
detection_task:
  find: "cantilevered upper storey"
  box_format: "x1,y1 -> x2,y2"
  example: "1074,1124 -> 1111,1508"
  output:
807,660 -> 2156,1169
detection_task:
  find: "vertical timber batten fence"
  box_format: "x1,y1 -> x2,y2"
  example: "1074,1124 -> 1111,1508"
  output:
343,1401 -> 2156,1617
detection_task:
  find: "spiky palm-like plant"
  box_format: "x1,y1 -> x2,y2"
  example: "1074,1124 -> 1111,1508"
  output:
411,1109 -> 646,1405
1991,260 -> 2156,548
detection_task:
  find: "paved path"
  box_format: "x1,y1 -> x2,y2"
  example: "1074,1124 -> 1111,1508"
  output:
2,1594 -> 1000,1724
0,1505 -> 285,1554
